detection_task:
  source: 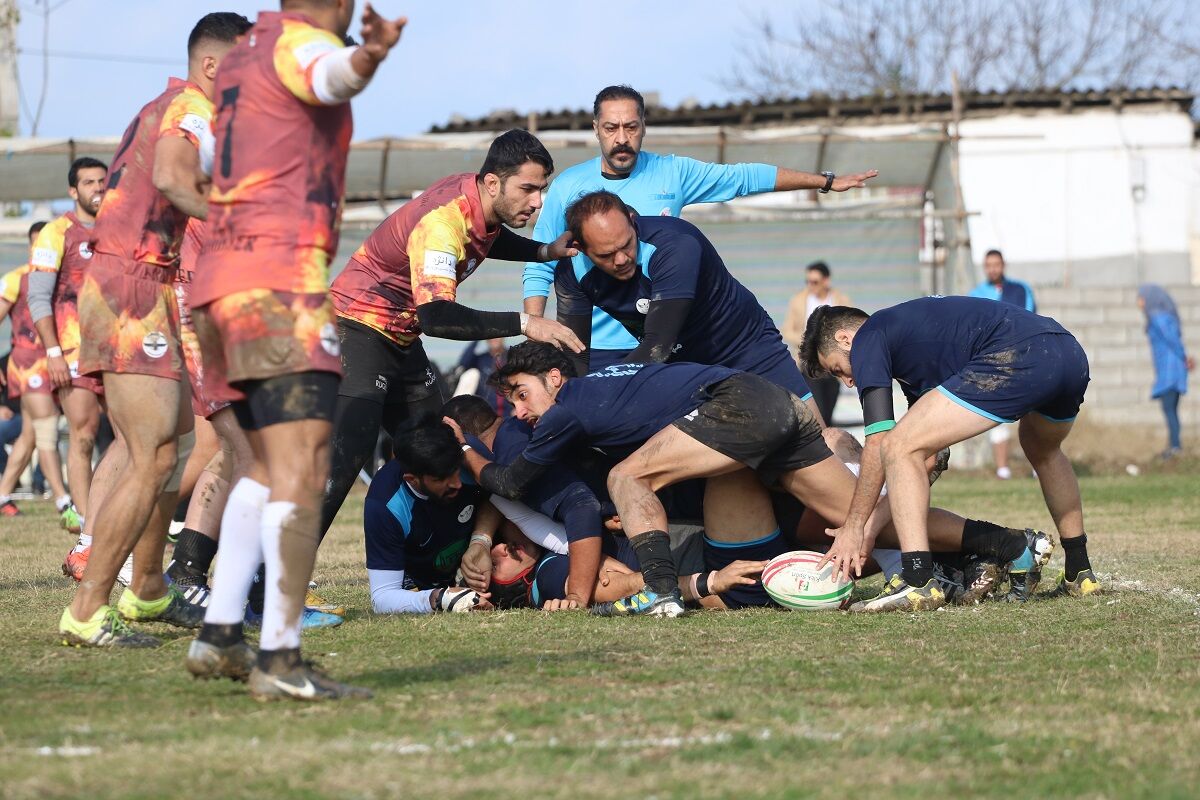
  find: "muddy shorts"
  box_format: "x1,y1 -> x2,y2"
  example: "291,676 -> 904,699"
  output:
673,372 -> 831,482
174,280 -> 229,419
6,346 -> 53,400
335,317 -> 442,408
54,303 -> 104,395
937,332 -> 1090,424
191,288 -> 343,405
77,254 -> 183,380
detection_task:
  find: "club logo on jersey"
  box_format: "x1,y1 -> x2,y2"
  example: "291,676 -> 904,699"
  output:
142,331 -> 168,359
636,298 -> 650,315
464,258 -> 478,277
28,374 -> 44,389
319,323 -> 340,357
457,504 -> 475,523
78,242 -> 94,260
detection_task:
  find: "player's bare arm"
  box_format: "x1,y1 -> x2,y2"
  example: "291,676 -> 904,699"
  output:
152,136 -> 208,219
460,501 -> 503,592
772,167 -> 880,193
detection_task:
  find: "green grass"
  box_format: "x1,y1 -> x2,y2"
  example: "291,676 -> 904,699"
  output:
1,471 -> 1198,799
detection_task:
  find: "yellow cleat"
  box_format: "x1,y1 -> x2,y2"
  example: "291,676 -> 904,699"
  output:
1044,569 -> 1102,598
305,587 -> 345,618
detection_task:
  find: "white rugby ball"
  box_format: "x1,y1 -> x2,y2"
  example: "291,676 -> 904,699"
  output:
762,550 -> 854,610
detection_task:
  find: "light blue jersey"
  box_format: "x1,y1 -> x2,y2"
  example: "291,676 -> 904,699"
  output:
524,151 -> 777,351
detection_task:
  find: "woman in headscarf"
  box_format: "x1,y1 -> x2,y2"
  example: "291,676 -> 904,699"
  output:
1137,284 -> 1194,458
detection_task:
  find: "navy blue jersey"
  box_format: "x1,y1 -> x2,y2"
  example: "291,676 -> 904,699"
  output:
523,362 -> 737,466
555,216 -> 794,375
363,460 -> 487,588
850,296 -> 1068,400
530,534 -> 640,607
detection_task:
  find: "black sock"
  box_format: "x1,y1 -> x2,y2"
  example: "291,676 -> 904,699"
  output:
248,565 -> 266,615
198,622 -> 244,648
629,530 -> 677,595
1061,534 -> 1091,581
172,495 -> 190,523
167,529 -> 219,584
961,519 -> 1026,563
258,647 -> 302,674
902,551 -> 933,588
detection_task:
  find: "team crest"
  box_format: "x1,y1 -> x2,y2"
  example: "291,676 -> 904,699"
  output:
457,504 -> 475,523
29,374 -> 44,389
142,331 -> 168,358
319,323 -> 340,357
78,242 -> 94,260
636,298 -> 650,314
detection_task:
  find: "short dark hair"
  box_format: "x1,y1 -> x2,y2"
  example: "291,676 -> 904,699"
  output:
28,221 -> 48,239
489,342 -> 575,393
565,190 -> 630,249
798,305 -> 869,379
440,395 -> 497,438
984,249 -> 1004,261
478,129 -> 554,182
188,12 -> 252,56
391,415 -> 463,478
593,85 -> 645,118
68,157 -> 107,189
806,260 -> 830,278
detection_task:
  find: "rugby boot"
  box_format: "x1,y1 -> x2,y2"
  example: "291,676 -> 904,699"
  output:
59,605 -> 160,648
244,605 -> 344,629
116,585 -> 206,628
248,662 -> 372,702
186,638 -> 257,682
171,575 -> 212,610
932,560 -> 965,604
849,576 -> 946,612
591,586 -> 686,618
59,505 -> 82,534
1000,530 -> 1054,602
0,499 -> 21,517
957,555 -> 1006,605
928,447 -> 951,485
305,584 -> 345,617
1042,568 -> 1102,599
62,545 -> 89,581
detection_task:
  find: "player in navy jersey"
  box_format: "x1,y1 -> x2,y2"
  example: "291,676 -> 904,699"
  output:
554,191 -> 819,418
364,419 -> 502,613
523,84 -> 878,367
446,342 -> 1027,616
800,296 -> 1096,611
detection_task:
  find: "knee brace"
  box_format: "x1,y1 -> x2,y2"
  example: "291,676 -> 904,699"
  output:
32,415 -> 60,452
164,429 -> 196,493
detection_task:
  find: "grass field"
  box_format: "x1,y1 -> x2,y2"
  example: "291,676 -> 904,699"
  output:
1,468 -> 1198,799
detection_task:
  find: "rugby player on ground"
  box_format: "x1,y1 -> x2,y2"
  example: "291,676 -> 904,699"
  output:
0,222 -> 72,516
58,13 -> 252,649
320,130 -> 582,546
186,0 -> 405,701
448,343 -> 1029,616
523,84 -> 878,372
801,296 -> 1096,611
27,157 -> 106,545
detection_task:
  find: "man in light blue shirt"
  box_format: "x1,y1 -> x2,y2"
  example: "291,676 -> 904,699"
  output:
967,249 -> 1036,312
523,85 -> 879,368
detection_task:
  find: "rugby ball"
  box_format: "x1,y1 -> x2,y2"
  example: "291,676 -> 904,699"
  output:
762,550 -> 854,610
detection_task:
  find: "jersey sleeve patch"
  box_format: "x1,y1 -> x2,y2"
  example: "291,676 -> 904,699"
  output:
30,247 -> 61,270
275,21 -> 345,105
422,250 -> 459,281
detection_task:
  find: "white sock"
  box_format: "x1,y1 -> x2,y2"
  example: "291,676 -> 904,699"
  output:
56,494 -> 72,512
204,478 -> 269,626
0,494 -> 10,504
76,532 -> 92,550
260,500 -> 311,652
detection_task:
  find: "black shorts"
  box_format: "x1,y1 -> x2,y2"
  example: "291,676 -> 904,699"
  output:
673,373 -> 830,483
336,318 -> 443,408
233,372 -> 340,430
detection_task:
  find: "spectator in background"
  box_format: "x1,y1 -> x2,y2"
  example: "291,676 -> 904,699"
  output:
0,354 -> 23,477
454,338 -> 511,417
783,261 -> 850,425
967,248 -> 1035,478
1138,284 -> 1194,459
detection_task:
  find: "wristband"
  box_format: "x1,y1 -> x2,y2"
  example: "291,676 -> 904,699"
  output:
46,346 -> 63,358
461,443 -> 472,452
696,570 -> 717,598
536,244 -> 548,263
519,312 -> 529,335
470,533 -> 491,548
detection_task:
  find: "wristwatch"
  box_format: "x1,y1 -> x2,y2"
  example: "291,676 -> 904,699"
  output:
818,171 -> 835,193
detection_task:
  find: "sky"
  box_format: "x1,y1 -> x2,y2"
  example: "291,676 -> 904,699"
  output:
11,0 -> 801,140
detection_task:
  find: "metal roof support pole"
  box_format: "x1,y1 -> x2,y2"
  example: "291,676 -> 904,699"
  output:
377,137 -> 392,213
948,72 -> 973,294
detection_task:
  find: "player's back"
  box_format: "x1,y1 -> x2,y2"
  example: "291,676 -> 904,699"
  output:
1,265 -> 40,350
195,11 -> 353,304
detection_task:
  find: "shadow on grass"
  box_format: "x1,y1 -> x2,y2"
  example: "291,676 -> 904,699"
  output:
357,649 -> 616,690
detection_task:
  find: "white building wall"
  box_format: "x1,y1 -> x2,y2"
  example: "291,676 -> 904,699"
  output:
958,106 -> 1195,287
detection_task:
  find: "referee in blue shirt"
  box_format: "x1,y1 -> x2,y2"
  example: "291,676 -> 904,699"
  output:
523,85 -> 879,368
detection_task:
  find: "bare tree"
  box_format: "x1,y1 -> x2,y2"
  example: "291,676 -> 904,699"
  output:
725,0 -> 1200,100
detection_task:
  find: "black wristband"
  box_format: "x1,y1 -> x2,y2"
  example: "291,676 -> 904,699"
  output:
696,571 -> 712,598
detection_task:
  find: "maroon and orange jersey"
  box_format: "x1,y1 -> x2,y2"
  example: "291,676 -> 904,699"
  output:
191,11 -> 354,308
92,78 -> 214,269
30,211 -> 96,351
1,264 -> 44,353
329,173 -> 502,347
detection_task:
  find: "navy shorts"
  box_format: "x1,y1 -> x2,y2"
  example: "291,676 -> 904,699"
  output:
704,528 -> 792,609
938,333 -> 1090,424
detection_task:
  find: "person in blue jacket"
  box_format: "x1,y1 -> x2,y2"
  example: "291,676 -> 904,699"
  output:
522,84 -> 878,369
1138,284 -> 1193,458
